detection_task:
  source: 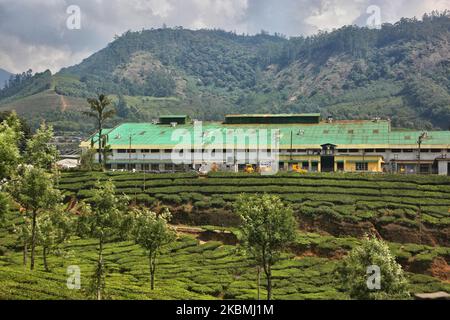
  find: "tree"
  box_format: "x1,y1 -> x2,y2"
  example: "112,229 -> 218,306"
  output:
0,111 -> 30,151
80,148 -> 97,171
0,191 -> 9,224
234,194 -> 297,300
77,180 -> 129,300
37,206 -> 73,272
10,167 -> 61,270
0,120 -> 21,180
13,217 -> 32,266
132,207 -> 175,290
115,94 -> 130,118
84,94 -> 115,168
24,122 -> 59,170
338,236 -> 410,300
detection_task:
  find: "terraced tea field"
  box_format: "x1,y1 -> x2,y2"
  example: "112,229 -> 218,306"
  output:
0,224 -> 449,300
1,172 -> 449,300
58,171 -> 450,246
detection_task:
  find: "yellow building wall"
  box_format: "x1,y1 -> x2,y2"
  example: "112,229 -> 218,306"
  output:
343,161 -> 382,172
336,156 -> 383,173
280,155 -> 383,173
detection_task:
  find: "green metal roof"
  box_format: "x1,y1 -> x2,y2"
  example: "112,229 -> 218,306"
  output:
159,115 -> 188,119
225,113 -> 321,118
82,120 -> 450,149
225,113 -> 321,125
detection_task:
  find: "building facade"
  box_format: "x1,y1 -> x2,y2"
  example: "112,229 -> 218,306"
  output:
80,114 -> 450,175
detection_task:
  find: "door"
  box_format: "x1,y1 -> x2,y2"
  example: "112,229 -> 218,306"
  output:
321,156 -> 335,172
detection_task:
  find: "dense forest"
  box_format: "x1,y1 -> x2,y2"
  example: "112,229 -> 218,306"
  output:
1,11 -> 450,132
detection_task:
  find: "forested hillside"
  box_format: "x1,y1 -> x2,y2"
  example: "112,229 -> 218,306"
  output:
1,11 -> 450,132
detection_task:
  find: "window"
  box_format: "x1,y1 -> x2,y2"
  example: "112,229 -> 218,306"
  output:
141,149 -> 150,153
348,130 -> 354,134
430,149 -> 442,153
337,149 -> 348,153
373,130 -> 379,134
364,149 -> 375,153
151,164 -> 159,171
117,164 -> 126,169
356,162 -> 368,171
129,149 -> 137,154
117,149 -> 127,154
392,149 -> 401,153
164,149 -> 172,153
375,149 -> 386,152
403,149 -> 413,153
151,149 -> 160,154
349,149 -> 359,153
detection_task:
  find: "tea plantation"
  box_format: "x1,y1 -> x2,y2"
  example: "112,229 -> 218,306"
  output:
58,171 -> 450,234
1,171 -> 449,300
0,223 -> 449,300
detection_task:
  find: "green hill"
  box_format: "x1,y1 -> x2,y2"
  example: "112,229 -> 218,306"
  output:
1,12 -> 450,132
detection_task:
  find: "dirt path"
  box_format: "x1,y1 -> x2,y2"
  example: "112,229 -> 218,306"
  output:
60,95 -> 68,112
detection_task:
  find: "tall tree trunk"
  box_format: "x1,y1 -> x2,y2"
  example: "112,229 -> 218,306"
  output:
30,210 -> 37,271
43,247 -> 49,272
257,266 -> 261,300
98,122 -> 103,168
97,238 -> 104,300
150,253 -> 156,290
265,264 -> 272,301
23,242 -> 27,267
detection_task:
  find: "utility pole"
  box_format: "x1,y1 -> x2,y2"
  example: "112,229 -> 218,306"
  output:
417,132 -> 427,175
129,134 -> 132,172
143,154 -> 146,192
290,130 -> 293,161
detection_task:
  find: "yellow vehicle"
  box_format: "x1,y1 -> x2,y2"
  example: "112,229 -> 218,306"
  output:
292,164 -> 307,174
244,164 -> 255,173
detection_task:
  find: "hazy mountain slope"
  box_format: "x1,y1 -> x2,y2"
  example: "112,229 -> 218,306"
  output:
1,12 -> 449,133
0,68 -> 12,89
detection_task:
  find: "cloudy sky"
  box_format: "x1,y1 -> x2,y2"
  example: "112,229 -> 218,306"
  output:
0,0 -> 449,74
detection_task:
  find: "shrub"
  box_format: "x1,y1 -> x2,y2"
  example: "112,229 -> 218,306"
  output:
337,236 -> 410,300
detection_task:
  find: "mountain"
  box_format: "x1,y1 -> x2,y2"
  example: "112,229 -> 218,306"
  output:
0,68 -> 12,89
1,11 -> 450,133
